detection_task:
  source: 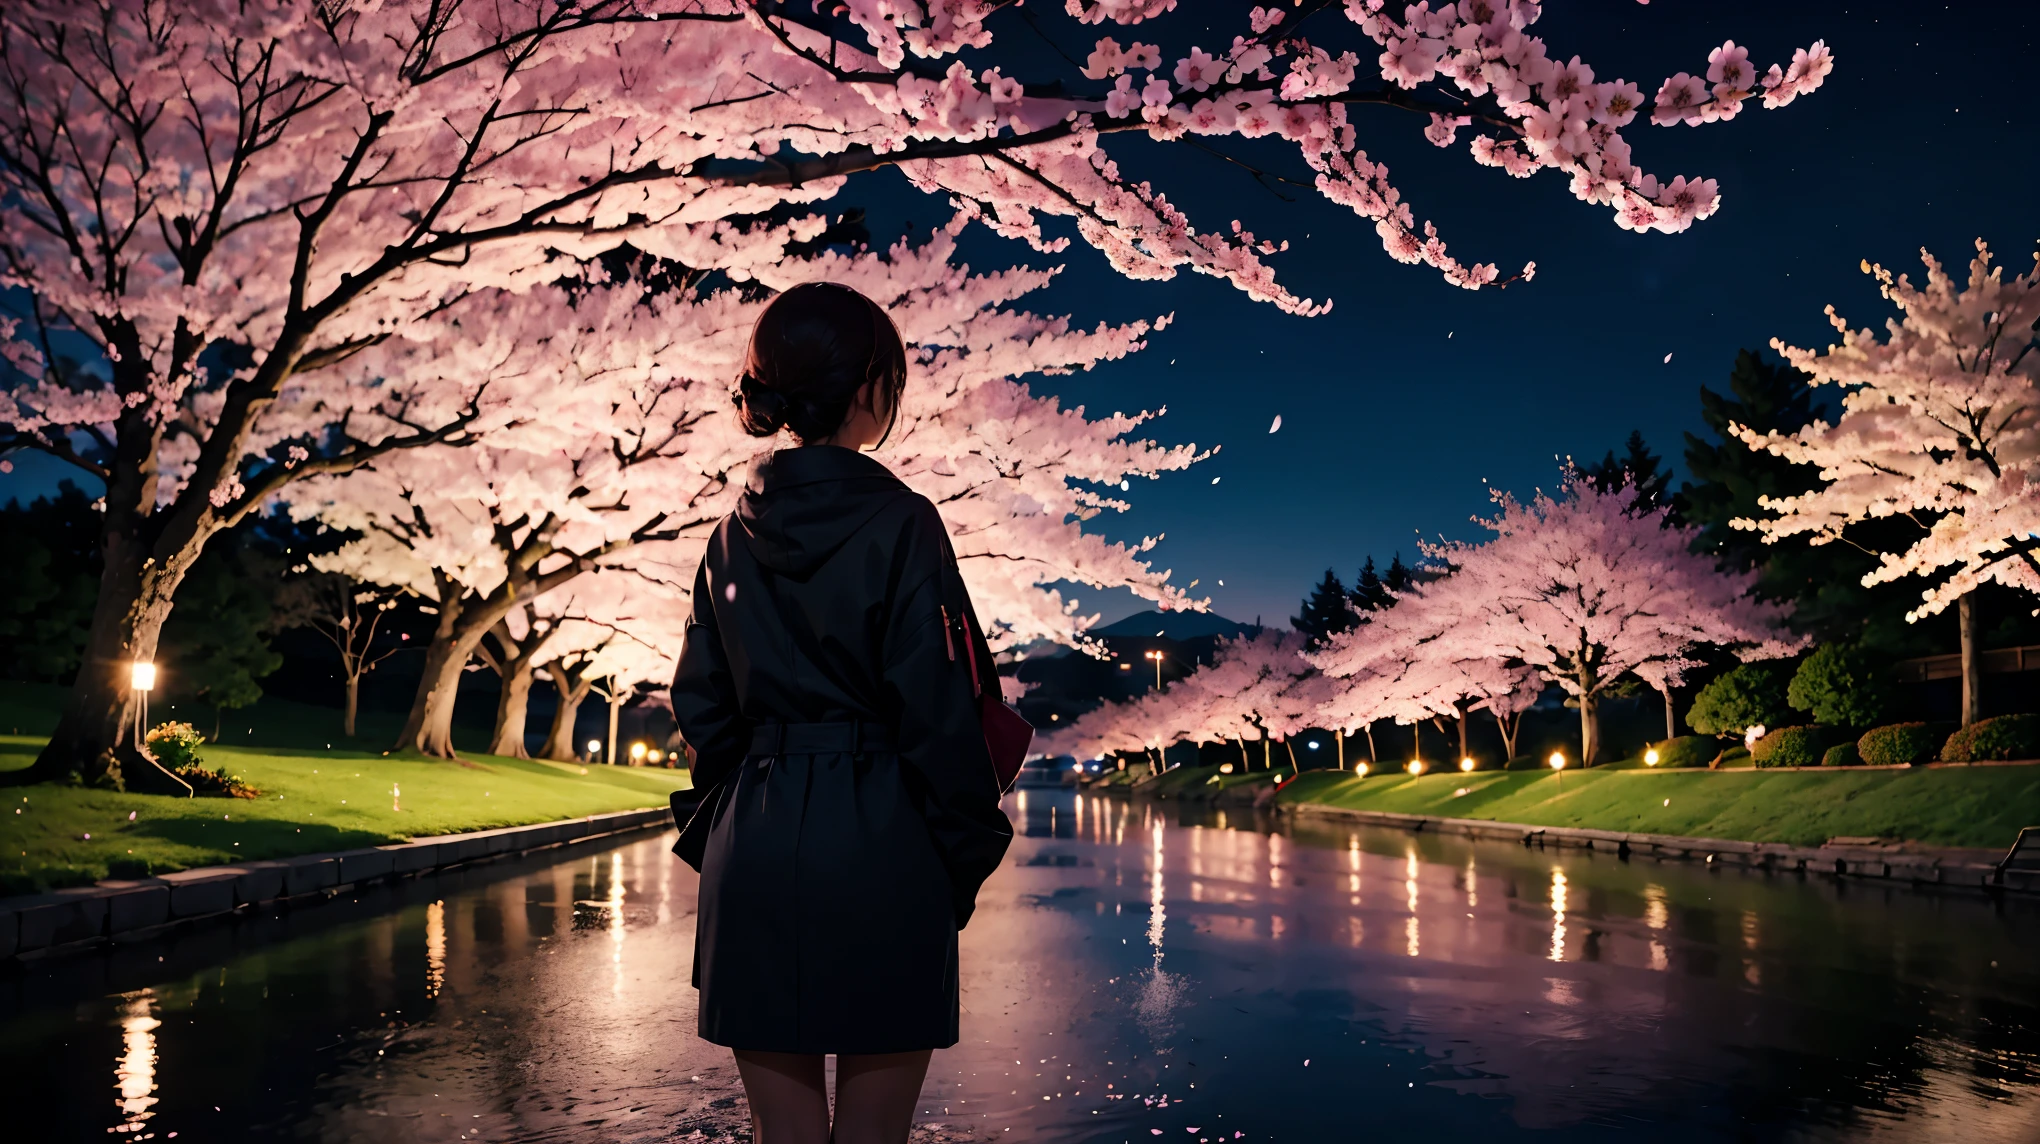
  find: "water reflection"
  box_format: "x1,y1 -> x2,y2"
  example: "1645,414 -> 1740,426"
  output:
2,789 -> 2037,1142
112,989 -> 158,1136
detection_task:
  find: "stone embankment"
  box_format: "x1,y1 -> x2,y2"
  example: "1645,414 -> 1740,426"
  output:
1,807 -> 671,964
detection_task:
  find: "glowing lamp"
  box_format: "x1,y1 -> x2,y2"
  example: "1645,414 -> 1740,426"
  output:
1744,724 -> 1766,748
1459,756 -> 1475,773
1219,763 -> 1234,774
130,662 -> 157,692
629,741 -> 647,761
1356,762 -> 1370,777
1644,747 -> 1661,766
1548,752 -> 1566,770
1406,759 -> 1425,776
647,749 -> 665,765
586,738 -> 602,755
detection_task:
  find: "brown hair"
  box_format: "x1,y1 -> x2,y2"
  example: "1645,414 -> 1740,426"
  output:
734,282 -> 908,443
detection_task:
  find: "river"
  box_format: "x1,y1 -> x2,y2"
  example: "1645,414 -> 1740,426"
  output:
4,788 -> 2039,1142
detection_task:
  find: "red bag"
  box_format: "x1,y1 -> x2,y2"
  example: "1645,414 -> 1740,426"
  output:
944,600 -> 1033,793
981,690 -> 1033,793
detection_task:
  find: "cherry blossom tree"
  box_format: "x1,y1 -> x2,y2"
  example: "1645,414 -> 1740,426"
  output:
1734,242 -> 2040,725
1313,577 -> 1546,766
1418,474 -> 1798,763
1045,628 -> 1317,772
291,231 -> 1201,756
0,0 -> 1831,780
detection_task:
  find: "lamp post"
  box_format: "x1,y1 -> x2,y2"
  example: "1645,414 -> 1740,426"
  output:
130,662 -> 156,750
1144,648 -> 1164,689
629,741 -> 647,765
587,737 -> 603,765
1549,750 -> 1567,790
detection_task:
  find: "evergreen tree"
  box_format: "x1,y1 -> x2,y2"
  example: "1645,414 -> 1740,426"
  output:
1678,349 -> 1936,654
1292,568 -> 1355,646
160,537 -> 285,736
0,482 -> 101,682
1350,557 -> 1388,613
1384,554 -> 1415,596
1678,351 -> 1821,567
1584,430 -> 1674,515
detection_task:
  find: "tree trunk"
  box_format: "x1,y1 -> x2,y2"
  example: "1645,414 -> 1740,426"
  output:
1363,722 -> 1377,763
395,591 -> 516,758
1579,692 -> 1601,765
1661,686 -> 1676,740
1960,590 -> 1982,726
606,686 -> 622,765
486,658 -> 539,758
1283,738 -> 1299,776
1336,728 -> 1345,771
1455,698 -> 1471,762
343,673 -> 360,739
27,524 -> 195,793
1492,708 -> 1518,760
542,663 -> 596,761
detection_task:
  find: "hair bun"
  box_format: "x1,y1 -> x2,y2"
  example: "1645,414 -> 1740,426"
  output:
735,374 -> 790,437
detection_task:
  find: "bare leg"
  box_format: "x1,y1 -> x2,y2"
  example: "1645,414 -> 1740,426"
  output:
733,1049 -> 830,1144
831,1050 -> 932,1144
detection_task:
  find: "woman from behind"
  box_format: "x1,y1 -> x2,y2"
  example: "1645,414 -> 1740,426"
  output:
669,282 -> 1014,1144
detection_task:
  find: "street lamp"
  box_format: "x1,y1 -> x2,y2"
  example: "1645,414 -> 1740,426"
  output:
1550,750 -> 1567,790
1143,648 -> 1165,689
1459,756 -> 1475,773
1644,747 -> 1661,767
1407,759 -> 1425,776
647,749 -> 665,765
629,741 -> 647,764
130,661 -> 156,749
587,737 -> 603,764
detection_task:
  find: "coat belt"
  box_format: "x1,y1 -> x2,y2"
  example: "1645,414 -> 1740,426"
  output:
748,721 -> 896,757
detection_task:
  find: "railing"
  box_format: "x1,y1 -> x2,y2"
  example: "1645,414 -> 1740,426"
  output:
1892,644 -> 2040,683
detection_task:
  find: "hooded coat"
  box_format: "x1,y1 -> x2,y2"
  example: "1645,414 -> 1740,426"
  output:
669,445 -> 1014,1054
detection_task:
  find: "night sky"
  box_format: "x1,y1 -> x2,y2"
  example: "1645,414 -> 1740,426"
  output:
4,1 -> 2035,634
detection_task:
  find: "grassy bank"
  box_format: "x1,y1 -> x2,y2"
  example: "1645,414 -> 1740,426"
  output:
1269,764 -> 2040,851
1,735 -> 690,893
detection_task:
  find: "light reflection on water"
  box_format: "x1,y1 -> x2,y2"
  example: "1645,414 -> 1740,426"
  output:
1,788 -> 2037,1141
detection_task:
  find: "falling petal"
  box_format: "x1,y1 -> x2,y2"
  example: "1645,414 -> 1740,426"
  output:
1268,415 -> 1282,433
1663,353 -> 1673,363
1211,477 -> 1221,485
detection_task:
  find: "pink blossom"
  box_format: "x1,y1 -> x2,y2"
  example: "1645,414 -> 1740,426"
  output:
1650,73 -> 1710,125
1173,47 -> 1221,92
1594,80 -> 1643,127
1105,75 -> 1142,118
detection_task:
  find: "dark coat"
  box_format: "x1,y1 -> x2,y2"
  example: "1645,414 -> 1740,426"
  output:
669,445 -> 1014,1055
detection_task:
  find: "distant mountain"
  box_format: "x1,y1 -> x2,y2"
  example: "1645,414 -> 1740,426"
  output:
1090,609 -> 1258,641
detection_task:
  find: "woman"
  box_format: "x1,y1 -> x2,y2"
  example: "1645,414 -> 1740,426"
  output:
669,282 -> 1015,1144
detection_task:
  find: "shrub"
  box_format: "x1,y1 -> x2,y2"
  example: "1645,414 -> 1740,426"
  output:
105,857 -> 155,880
174,762 -> 260,799
144,721 -> 206,769
1822,742 -> 1861,767
1687,662 -> 1793,737
1856,722 -> 1948,767
1788,643 -> 1892,728
1646,735 -> 1717,768
1751,725 -> 1842,768
1940,714 -> 2040,763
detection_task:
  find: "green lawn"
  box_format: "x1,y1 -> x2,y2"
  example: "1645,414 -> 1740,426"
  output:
1,734 -> 690,894
1270,763 -> 2040,851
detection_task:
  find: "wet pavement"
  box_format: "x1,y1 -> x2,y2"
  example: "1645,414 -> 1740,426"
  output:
5,787 -> 2040,1142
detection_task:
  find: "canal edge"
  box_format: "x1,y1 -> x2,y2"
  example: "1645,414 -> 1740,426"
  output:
0,807 -> 674,966
1275,803 -> 2040,897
